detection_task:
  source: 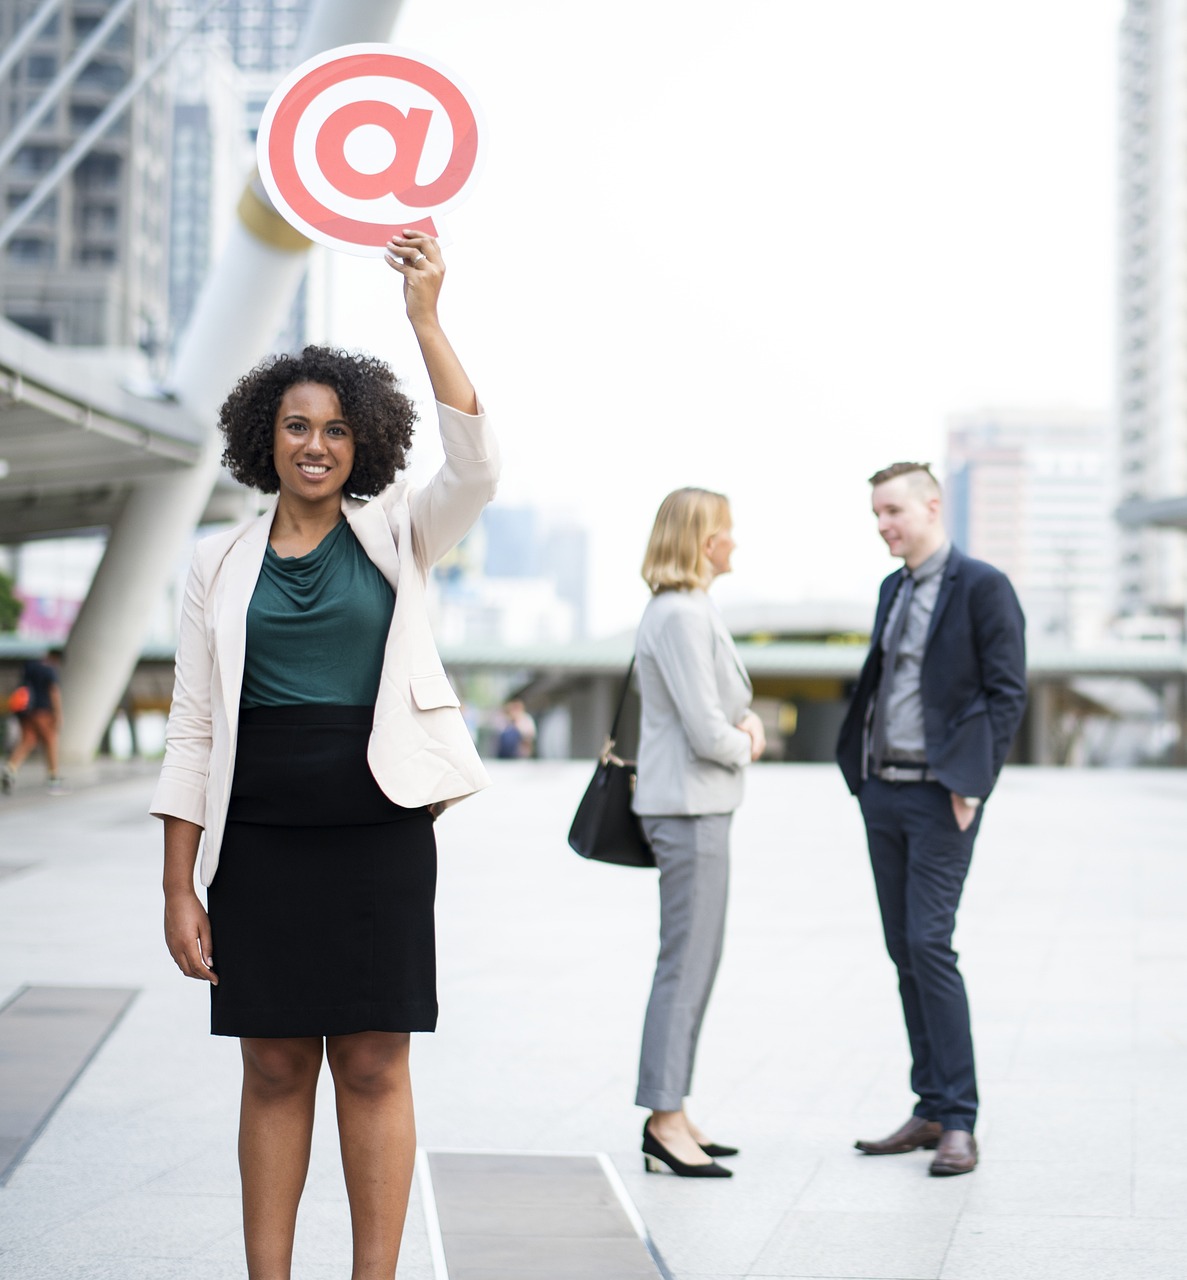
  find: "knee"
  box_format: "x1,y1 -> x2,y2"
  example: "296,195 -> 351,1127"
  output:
327,1032 -> 409,1098
905,926 -> 955,974
241,1037 -> 322,1099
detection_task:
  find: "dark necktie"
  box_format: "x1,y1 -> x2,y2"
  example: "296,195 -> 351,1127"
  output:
869,571 -> 915,771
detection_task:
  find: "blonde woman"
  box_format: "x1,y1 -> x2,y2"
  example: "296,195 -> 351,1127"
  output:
632,487 -> 765,1178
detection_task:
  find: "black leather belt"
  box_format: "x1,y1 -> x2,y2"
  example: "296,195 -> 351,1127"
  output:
875,763 -> 939,783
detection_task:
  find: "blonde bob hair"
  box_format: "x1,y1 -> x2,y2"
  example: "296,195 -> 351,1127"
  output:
641,487 -> 731,594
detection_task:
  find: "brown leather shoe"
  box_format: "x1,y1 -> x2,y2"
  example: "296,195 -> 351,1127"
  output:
854,1116 -> 942,1155
929,1129 -> 977,1176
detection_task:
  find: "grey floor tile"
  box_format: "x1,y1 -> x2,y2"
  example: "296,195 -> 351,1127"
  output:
0,984 -> 138,1183
445,1233 -> 659,1276
432,1167 -> 622,1208
750,1211 -> 954,1280
437,1199 -> 636,1237
0,1257 -> 248,1280
940,1247 -> 1187,1280
1132,1162 -> 1187,1218
961,1162 -> 1132,1218
951,1213 -> 1187,1251
792,1155 -> 972,1215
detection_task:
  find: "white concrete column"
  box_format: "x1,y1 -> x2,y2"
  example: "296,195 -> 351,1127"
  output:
59,0 -> 409,764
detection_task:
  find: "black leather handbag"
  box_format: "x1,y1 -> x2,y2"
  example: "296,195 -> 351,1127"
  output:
567,657 -> 655,868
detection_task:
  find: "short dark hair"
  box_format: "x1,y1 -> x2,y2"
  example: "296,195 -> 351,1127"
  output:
868,461 -> 937,487
218,345 -> 417,497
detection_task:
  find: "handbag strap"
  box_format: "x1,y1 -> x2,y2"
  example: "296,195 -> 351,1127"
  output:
607,655 -> 636,745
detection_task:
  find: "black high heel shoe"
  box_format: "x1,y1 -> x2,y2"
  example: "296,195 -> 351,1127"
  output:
699,1141 -> 739,1158
642,1121 -> 732,1178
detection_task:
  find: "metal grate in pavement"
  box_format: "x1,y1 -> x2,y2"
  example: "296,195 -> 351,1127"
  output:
422,1151 -> 669,1280
0,984 -> 138,1184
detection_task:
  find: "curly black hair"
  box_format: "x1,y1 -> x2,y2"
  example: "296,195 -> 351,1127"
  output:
218,345 -> 418,497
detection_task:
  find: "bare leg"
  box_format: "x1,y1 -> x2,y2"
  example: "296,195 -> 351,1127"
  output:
6,715 -> 40,771
239,1036 -> 323,1280
42,722 -> 60,776
326,1031 -> 415,1280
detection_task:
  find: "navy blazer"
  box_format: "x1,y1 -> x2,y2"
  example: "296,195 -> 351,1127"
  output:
836,545 -> 1027,800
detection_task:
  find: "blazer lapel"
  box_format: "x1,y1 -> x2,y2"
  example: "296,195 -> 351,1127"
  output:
708,597 -> 752,695
215,509 -> 272,711
871,569 -> 907,646
923,546 -> 962,653
343,494 -> 401,590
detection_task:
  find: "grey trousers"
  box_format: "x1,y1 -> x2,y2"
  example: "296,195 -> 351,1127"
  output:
635,813 -> 732,1111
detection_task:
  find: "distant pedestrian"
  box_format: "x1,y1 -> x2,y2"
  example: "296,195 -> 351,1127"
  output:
3,648 -> 65,794
151,233 -> 498,1279
631,487 -> 765,1178
495,699 -> 536,758
836,462 -> 1027,1176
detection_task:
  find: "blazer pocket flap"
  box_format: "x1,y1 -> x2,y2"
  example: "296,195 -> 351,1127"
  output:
410,673 -> 461,711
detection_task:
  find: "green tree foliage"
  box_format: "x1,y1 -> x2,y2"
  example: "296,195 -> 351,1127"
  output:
0,571 -> 22,633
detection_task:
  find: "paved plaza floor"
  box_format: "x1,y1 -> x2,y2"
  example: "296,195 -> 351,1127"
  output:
0,760 -> 1185,1279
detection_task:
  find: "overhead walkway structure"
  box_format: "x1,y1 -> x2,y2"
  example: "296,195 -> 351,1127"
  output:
0,318 -> 250,541
4,631 -> 1185,769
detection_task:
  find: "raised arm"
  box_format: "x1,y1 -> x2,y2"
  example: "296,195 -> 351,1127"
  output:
384,231 -> 500,570
385,230 -> 477,414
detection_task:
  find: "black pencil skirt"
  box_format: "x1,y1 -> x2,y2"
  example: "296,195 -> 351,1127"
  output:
207,705 -> 438,1038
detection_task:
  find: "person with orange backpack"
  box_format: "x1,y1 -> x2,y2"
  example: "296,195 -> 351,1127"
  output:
3,648 -> 65,795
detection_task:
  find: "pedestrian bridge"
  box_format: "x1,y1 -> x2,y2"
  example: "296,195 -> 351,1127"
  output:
2,631 -> 1184,767
0,318 -> 249,543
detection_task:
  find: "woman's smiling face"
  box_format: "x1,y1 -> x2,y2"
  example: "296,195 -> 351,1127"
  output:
272,382 -> 355,507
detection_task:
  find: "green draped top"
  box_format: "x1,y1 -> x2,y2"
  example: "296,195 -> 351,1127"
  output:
240,519 -> 395,709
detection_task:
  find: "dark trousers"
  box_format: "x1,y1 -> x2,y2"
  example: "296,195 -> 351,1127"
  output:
859,778 -> 982,1132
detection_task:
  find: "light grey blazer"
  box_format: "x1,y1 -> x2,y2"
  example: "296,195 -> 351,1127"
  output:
631,588 -> 754,817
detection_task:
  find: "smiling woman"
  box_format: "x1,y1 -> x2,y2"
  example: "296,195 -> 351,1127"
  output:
149,230 -> 500,1280
218,344 -> 415,500
272,382 -> 357,517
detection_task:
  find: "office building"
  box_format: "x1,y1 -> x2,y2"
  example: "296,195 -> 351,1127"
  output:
425,505 -> 591,647
1116,0 -> 1187,615
167,36 -> 247,350
0,0 -> 173,350
946,409 -> 1111,645
196,0 -> 308,73
168,0 -> 316,352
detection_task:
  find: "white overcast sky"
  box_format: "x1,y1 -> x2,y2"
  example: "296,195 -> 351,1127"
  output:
319,0 -> 1123,637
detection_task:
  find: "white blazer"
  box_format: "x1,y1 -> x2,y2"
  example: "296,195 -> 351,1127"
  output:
631,588 -> 754,817
150,401 -> 499,886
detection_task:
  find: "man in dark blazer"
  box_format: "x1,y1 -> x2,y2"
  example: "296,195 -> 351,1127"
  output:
836,462 -> 1026,1176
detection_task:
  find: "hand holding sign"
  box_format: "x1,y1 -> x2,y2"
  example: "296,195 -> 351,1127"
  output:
258,44 -> 483,256
384,229 -> 444,324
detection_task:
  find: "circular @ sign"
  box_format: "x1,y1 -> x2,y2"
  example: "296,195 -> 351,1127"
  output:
257,43 -> 483,257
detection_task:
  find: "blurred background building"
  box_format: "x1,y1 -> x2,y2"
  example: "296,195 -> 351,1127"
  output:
429,505 -> 590,648
168,0 -> 316,355
945,409 -> 1111,646
1115,0 -> 1187,637
0,0 -> 173,351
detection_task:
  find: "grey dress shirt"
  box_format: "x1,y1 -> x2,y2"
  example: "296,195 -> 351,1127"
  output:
878,542 -> 951,762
